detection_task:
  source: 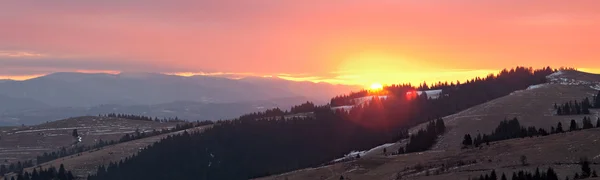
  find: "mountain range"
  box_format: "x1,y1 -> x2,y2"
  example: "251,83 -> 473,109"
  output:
0,72 -> 360,125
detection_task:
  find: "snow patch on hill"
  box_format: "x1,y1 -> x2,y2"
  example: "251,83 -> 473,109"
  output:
547,71 -> 564,78
406,89 -> 443,99
332,143 -> 395,162
330,95 -> 388,112
591,84 -> 600,91
526,84 -> 548,90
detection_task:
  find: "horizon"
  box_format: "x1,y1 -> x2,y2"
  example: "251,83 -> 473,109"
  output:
0,67 -> 599,89
2,1 -> 600,87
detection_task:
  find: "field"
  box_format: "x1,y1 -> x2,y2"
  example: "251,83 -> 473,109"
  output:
0,116 -> 183,179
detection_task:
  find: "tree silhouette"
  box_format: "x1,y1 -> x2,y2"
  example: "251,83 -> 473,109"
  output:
582,117 -> 594,129
556,122 -> 564,133
570,120 -> 578,131
580,158 -> 591,178
520,155 -> 528,166
72,129 -> 78,138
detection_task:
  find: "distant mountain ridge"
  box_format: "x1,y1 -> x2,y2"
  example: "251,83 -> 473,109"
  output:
0,96 -> 312,125
0,72 -> 360,125
0,72 -> 359,107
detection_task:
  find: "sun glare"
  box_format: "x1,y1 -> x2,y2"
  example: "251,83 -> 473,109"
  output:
370,83 -> 383,91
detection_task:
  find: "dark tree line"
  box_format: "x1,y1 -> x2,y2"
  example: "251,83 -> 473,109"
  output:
10,164 -> 74,180
86,67 -> 556,180
289,101 -> 316,114
570,158 -> 598,179
472,168 -> 559,180
554,98 -> 592,115
37,137 -> 124,164
0,160 -> 34,176
463,117 -> 600,148
474,158 -> 599,180
462,118 -> 548,147
99,113 -> 185,123
88,106 -> 406,180
403,118 -> 446,153
38,121 -> 213,165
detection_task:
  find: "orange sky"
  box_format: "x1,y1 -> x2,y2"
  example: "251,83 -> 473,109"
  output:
1,1 -> 600,87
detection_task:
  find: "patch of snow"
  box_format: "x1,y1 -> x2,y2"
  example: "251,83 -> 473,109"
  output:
353,95 -> 388,105
330,95 -> 389,112
526,83 -> 548,90
591,84 -> 600,91
283,112 -> 314,120
331,105 -> 354,112
406,89 -> 443,99
547,71 -> 564,78
332,143 -> 396,162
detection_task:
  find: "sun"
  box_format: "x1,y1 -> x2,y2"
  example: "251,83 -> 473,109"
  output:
369,83 -> 383,91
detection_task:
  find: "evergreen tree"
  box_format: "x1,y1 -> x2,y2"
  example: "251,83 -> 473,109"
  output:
58,164 -> 67,180
72,129 -> 79,138
580,158 -> 591,178
556,122 -> 564,133
462,134 -> 473,147
596,118 -> 600,128
569,120 -> 578,131
582,117 -> 594,129
490,170 -> 497,180
501,173 -> 507,180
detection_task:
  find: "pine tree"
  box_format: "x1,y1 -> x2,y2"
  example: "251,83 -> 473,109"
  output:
583,117 -> 594,129
596,118 -> 600,128
72,129 -> 79,138
580,158 -> 591,178
463,134 -> 473,147
570,119 -> 578,131
501,173 -> 507,180
557,122 -> 564,133
58,164 -> 67,180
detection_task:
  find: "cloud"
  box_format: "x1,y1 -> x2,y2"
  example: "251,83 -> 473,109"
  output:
0,50 -> 46,58
1,0 -> 599,84
0,50 -> 200,76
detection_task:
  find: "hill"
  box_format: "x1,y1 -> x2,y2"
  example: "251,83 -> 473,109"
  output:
0,116 -> 180,168
20,124 -> 212,179
256,70 -> 600,180
82,67 -> 564,180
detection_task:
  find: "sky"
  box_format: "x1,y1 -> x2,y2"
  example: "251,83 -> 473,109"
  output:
1,0 -> 600,87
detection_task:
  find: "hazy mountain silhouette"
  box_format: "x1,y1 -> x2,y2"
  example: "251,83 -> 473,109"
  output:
0,72 -> 358,125
0,72 -> 358,107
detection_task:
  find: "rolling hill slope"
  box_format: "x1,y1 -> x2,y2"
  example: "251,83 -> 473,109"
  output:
257,70 -> 600,180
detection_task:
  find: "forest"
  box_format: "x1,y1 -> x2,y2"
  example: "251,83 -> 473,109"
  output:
10,164 -> 74,180
462,117 -> 600,148
86,67 -> 555,180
